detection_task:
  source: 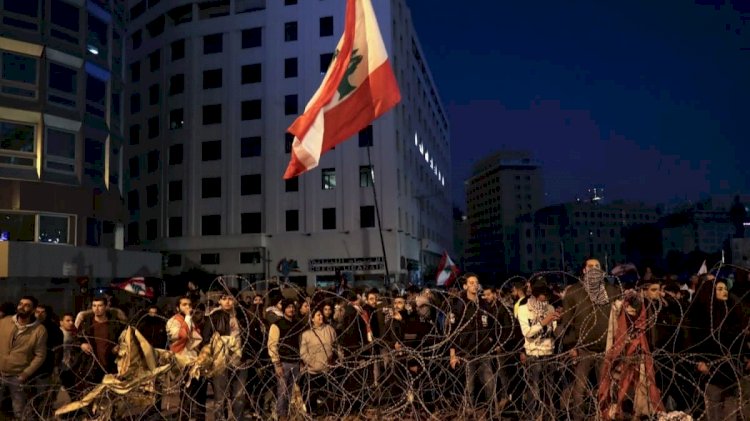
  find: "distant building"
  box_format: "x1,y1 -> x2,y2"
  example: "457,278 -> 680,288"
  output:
518,201 -> 658,274
123,0 -> 451,287
0,0 -> 160,311
661,209 -> 734,257
464,151 -> 543,278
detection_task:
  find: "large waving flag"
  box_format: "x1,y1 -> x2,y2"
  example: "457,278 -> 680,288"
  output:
113,277 -> 155,299
283,0 -> 401,179
436,251 -> 460,287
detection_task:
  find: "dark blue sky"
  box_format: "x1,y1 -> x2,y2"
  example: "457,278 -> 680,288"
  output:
404,0 -> 750,207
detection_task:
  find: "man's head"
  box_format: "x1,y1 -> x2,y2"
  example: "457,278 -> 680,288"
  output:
91,296 -> 108,317
511,280 -> 526,299
176,296 -> 192,316
530,277 -> 551,302
393,295 -> 406,312
638,279 -> 663,301
482,287 -> 497,304
583,258 -> 602,275
17,296 -> 38,319
281,299 -> 296,319
366,288 -> 379,308
219,293 -> 235,311
147,305 -> 159,317
35,305 -> 47,322
60,313 -> 74,331
253,295 -> 264,306
463,273 -> 480,296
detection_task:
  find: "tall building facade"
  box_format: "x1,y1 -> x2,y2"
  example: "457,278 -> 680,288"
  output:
124,0 -> 451,287
464,151 -> 543,278
0,0 -> 160,310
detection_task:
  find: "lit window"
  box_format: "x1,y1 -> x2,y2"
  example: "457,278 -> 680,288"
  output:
321,168 -> 335,190
0,120 -> 35,167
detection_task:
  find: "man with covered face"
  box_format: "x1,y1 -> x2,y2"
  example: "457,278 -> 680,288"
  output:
560,258 -> 621,420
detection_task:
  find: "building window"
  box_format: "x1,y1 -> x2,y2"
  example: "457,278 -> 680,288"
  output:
128,157 -> 139,178
240,136 -> 261,157
127,190 -> 139,211
39,215 -> 69,244
321,168 -> 335,190
241,174 -> 261,195
127,221 -> 139,244
284,22 -> 298,42
241,27 -> 262,48
320,53 -> 333,73
0,212 -> 35,241
240,251 -> 261,264
284,95 -> 298,115
320,16 -> 333,37
202,177 -> 221,198
203,104 -> 222,124
168,180 -> 182,201
50,0 -> 79,43
322,208 -> 336,230
285,177 -> 298,192
146,184 -> 158,207
241,212 -> 262,234
203,68 -> 222,89
359,125 -> 373,147
147,116 -> 159,138
129,125 -> 140,145
167,254 -> 182,267
203,33 -> 223,54
147,150 -> 159,172
168,217 -> 182,237
144,219 -> 157,240
169,74 -> 184,95
241,63 -> 261,84
360,206 -> 375,228
359,165 -> 373,187
48,62 -> 77,107
284,58 -> 297,78
148,49 -> 160,72
285,210 -> 299,232
148,84 -> 159,105
284,0 -> 297,5
44,128 -> 77,174
169,108 -> 184,130
83,137 -> 104,182
169,144 -> 183,165
87,13 -> 108,59
201,215 -> 221,235
130,62 -> 140,82
85,74 -> 106,117
241,100 -> 261,120
171,39 -> 185,61
285,133 -> 294,153
200,253 -> 220,265
130,29 -> 142,49
130,93 -> 141,114
202,140 -> 222,161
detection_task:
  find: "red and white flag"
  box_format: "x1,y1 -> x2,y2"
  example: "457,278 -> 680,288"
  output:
283,0 -> 401,179
436,251 -> 460,287
113,277 -> 154,299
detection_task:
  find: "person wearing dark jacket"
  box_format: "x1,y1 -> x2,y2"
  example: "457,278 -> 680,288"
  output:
268,299 -> 305,421
687,278 -> 744,421
559,258 -> 621,420
32,305 -> 64,418
72,296 -> 127,400
137,306 -> 168,349
449,273 -> 501,416
335,290 -> 371,411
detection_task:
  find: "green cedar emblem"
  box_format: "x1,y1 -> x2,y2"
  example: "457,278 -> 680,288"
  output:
336,48 -> 363,98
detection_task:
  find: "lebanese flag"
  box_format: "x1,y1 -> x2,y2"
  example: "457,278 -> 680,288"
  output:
436,251 -> 460,287
113,277 -> 155,299
283,0 -> 401,179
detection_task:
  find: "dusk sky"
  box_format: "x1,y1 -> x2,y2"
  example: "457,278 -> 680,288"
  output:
404,0 -> 749,208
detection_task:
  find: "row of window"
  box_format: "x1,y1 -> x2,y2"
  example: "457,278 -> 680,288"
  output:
165,250 -> 262,268
0,212 -> 71,244
129,16 -> 334,55
127,167 -> 374,212
130,96 -> 292,122
127,206 -> 377,244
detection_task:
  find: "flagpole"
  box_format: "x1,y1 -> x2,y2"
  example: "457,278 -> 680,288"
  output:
366,145 -> 391,288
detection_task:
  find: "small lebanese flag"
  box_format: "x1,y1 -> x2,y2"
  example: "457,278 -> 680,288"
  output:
283,0 -> 401,179
114,277 -> 155,298
436,251 -> 460,287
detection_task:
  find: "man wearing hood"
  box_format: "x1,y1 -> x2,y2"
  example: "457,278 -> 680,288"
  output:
0,296 -> 48,419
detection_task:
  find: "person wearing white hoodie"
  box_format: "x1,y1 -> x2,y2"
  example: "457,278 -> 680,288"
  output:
517,278 -> 560,421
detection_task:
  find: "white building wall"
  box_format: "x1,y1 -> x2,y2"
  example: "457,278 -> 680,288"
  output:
125,0 -> 451,287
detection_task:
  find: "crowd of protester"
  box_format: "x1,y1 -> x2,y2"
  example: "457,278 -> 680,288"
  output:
1,257 -> 750,420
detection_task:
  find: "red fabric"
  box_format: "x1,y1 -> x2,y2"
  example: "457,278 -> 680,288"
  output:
92,321 -> 110,368
169,314 -> 190,354
598,303 -> 664,420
